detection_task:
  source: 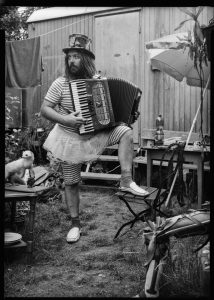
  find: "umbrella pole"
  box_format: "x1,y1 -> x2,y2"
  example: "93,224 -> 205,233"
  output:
165,75 -> 210,208
185,75 -> 210,146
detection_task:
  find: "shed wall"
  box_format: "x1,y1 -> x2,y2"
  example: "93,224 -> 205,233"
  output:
27,12 -> 95,126
27,7 -> 212,142
140,7 -> 212,139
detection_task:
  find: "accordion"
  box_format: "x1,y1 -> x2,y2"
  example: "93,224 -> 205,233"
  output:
70,77 -> 142,134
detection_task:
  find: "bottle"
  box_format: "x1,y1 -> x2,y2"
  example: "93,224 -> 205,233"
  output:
155,114 -> 164,145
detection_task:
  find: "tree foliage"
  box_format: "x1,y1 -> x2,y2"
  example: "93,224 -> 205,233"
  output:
0,6 -> 48,40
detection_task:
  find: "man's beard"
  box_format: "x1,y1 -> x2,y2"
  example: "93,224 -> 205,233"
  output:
69,64 -> 84,78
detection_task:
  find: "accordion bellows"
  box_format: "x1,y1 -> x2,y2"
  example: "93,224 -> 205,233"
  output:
70,77 -> 142,134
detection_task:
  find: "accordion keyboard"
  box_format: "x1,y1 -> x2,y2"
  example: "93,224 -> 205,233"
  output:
71,80 -> 94,134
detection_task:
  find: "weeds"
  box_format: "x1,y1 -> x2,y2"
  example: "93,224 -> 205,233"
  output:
90,236 -> 111,247
25,274 -> 51,285
75,276 -> 90,285
87,222 -> 98,231
80,210 -> 98,224
5,111 -> 53,165
160,235 -> 207,297
4,188 -> 208,297
5,93 -> 22,129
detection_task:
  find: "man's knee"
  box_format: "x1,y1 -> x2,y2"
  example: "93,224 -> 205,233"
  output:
64,182 -> 79,199
120,129 -> 133,142
64,181 -> 79,189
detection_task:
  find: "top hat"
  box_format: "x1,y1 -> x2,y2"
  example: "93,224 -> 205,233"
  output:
62,33 -> 95,59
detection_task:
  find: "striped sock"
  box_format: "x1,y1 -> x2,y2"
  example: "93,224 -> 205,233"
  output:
120,172 -> 132,187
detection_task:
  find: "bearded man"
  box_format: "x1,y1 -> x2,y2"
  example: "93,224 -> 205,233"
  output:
41,33 -> 148,243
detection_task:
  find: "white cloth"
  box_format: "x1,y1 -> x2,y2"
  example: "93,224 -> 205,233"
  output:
43,123 -> 112,164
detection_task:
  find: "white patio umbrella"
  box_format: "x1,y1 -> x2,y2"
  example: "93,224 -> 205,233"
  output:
145,32 -> 210,207
145,32 -> 210,89
145,31 -> 210,146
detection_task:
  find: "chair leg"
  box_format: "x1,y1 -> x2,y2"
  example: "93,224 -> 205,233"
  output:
26,197 -> 36,265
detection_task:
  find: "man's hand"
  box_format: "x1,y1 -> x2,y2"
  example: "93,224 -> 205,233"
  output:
93,73 -> 102,79
134,111 -> 140,120
63,111 -> 89,128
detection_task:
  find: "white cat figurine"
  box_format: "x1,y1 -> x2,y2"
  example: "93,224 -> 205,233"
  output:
5,150 -> 35,185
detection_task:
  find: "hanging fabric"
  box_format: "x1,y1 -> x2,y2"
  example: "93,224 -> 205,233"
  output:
5,36 -> 42,88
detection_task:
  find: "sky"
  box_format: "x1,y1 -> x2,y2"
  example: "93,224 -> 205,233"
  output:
17,7 -> 27,14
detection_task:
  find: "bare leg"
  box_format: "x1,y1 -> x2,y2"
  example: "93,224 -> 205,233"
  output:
64,183 -> 80,218
118,130 -> 133,172
64,183 -> 81,242
118,130 -> 133,187
118,129 -> 149,195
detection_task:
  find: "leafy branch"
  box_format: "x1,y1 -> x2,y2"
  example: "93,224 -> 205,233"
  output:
175,6 -> 210,143
0,7 -> 49,41
175,7 -> 208,71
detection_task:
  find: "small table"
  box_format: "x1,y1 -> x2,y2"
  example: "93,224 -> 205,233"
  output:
5,185 -> 50,264
144,145 -> 210,208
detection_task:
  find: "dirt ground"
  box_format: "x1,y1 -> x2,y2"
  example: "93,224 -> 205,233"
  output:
4,184 -> 207,297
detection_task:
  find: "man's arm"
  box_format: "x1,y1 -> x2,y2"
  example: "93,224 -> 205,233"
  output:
41,100 -> 87,128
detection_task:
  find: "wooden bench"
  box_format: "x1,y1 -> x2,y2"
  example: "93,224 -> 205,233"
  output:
81,154 -> 210,182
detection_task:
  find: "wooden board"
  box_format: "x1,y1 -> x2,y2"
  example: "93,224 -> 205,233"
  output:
81,172 -> 121,181
5,185 -> 50,194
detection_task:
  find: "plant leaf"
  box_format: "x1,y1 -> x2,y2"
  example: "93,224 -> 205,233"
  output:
178,7 -> 195,19
144,235 -> 156,266
190,7 -> 197,15
196,6 -> 204,18
194,21 -> 204,43
174,19 -> 192,31
189,47 -> 194,60
147,220 -> 155,230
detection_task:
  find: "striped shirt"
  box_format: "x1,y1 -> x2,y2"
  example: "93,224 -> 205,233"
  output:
45,76 -> 78,133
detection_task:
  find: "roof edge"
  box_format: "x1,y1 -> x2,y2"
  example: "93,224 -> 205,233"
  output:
27,7 -> 124,23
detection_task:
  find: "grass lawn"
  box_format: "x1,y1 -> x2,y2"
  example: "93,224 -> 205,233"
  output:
4,185 -> 208,297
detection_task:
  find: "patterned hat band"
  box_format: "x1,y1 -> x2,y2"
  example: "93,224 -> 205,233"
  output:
62,33 -> 95,59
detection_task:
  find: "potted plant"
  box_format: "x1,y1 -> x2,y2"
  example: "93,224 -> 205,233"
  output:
201,18 -> 214,61
175,7 -> 209,81
174,7 -> 211,144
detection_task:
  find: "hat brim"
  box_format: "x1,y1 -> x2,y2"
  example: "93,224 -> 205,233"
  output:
62,47 -> 95,59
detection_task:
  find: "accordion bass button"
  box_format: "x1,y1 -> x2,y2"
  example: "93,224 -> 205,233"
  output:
95,100 -> 102,107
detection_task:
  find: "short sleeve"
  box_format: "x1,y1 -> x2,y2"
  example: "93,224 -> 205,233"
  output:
44,77 -> 63,104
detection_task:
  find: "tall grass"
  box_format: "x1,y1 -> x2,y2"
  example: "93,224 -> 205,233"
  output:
160,235 -> 208,297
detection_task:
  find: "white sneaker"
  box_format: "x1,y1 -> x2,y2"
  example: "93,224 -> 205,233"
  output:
66,227 -> 81,243
119,182 -> 150,196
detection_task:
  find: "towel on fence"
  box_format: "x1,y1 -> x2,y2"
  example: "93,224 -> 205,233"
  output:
5,36 -> 42,88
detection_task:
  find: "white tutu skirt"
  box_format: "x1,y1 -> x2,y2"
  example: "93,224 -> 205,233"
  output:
43,124 -> 111,164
